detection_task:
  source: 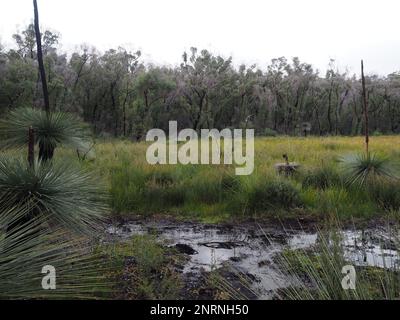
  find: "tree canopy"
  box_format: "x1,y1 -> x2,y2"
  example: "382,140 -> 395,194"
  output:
1,25 -> 400,138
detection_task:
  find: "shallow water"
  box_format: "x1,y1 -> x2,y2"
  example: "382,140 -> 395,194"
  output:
106,221 -> 400,299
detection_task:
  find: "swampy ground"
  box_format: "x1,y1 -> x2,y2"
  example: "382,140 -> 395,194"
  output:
100,216 -> 400,300
52,136 -> 400,299
54,135 -> 399,300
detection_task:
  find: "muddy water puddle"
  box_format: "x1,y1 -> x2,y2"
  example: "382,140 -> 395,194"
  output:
106,221 -> 400,299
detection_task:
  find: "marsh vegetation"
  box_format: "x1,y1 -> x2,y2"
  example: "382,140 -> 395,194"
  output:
1,0 -> 400,301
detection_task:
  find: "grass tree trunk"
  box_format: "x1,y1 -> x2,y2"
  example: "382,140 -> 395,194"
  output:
34,0 -> 55,160
28,127 -> 35,167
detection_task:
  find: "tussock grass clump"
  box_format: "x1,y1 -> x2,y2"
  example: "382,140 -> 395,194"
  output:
144,181 -> 186,208
302,166 -> 342,190
248,179 -> 302,212
323,142 -> 340,151
369,181 -> 400,211
109,162 -> 147,213
221,173 -> 242,193
185,171 -> 242,205
102,235 -> 183,300
303,187 -> 377,218
185,173 -> 223,205
150,170 -> 176,187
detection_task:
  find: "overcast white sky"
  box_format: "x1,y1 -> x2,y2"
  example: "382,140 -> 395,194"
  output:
1,0 -> 399,76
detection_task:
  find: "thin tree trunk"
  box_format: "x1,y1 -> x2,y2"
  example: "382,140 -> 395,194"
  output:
33,0 -> 50,115
361,60 -> 369,154
327,84 -> 333,134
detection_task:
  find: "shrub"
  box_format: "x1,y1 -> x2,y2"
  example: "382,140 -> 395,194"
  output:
372,130 -> 383,136
263,128 -> 278,137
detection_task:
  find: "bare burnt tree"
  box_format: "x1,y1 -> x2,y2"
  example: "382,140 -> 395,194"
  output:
361,60 -> 369,154
33,0 -> 50,115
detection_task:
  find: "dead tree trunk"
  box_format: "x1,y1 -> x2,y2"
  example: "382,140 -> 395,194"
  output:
361,60 -> 369,154
33,0 -> 50,115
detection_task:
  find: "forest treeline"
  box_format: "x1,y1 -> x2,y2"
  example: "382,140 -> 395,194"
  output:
1,25 -> 400,139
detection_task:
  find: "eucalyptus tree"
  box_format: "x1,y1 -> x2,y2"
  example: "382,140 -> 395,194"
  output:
12,24 -> 36,60
266,57 -> 316,134
1,21 -> 400,137
384,72 -> 400,133
324,61 -> 351,135
94,47 -> 141,136
0,52 -> 37,111
232,64 -> 269,133
132,67 -> 176,138
178,48 -> 238,131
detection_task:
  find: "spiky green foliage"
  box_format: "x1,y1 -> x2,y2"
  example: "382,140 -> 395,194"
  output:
0,202 -> 111,299
0,156 -> 107,234
0,107 -> 91,161
339,153 -> 398,187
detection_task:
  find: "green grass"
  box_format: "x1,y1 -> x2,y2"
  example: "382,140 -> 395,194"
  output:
50,136 -> 400,222
276,227 -> 400,300
100,235 -> 184,300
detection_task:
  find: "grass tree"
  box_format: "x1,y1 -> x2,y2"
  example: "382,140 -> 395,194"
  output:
0,155 -> 107,235
339,153 -> 398,187
0,0 -> 111,300
0,1 -> 102,233
0,107 -> 92,161
339,61 -> 398,187
0,1 -> 92,161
